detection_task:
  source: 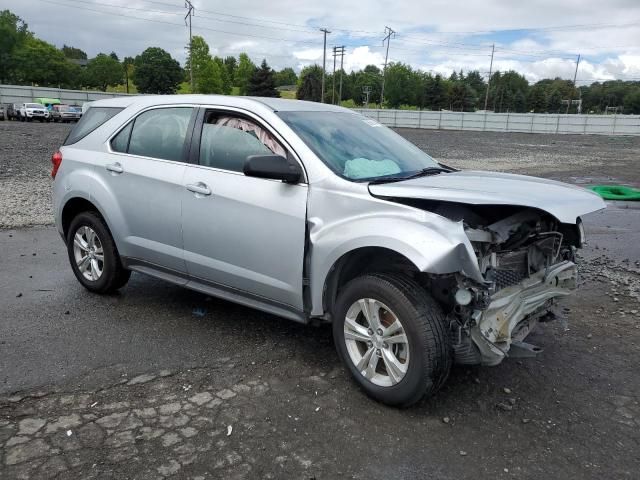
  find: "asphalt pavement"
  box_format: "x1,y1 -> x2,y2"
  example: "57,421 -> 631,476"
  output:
1,203 -> 639,479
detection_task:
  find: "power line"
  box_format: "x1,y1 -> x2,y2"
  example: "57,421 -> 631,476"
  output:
33,0 -> 320,46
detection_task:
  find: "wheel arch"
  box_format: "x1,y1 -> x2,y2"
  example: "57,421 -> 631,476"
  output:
320,246 -> 421,320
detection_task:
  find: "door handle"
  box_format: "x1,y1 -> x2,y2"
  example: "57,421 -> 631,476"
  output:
186,182 -> 212,196
106,162 -> 124,174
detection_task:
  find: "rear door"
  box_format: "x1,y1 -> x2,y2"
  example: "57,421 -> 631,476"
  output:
181,108 -> 308,309
102,106 -> 196,272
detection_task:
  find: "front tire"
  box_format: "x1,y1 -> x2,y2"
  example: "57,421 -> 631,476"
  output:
66,211 -> 131,293
333,273 -> 451,407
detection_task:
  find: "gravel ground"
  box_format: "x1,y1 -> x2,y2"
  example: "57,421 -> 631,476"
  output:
0,122 -> 68,229
1,121 -> 638,229
1,121 -> 639,479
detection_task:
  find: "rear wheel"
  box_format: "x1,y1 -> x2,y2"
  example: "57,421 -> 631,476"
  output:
333,273 -> 451,407
66,211 -> 131,293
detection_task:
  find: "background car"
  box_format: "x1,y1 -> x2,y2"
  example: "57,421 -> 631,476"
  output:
5,103 -> 20,121
51,104 -> 82,123
19,102 -> 50,122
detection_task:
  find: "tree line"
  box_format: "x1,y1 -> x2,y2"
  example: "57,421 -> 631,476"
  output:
2,9 -> 639,113
296,63 -> 640,114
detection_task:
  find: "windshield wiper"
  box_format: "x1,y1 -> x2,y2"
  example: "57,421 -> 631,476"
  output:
368,167 -> 447,185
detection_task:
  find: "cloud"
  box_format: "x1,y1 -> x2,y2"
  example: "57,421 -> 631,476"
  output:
8,0 -> 640,83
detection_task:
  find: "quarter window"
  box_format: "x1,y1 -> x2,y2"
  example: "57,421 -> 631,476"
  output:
198,112 -> 286,172
123,107 -> 193,161
110,121 -> 133,153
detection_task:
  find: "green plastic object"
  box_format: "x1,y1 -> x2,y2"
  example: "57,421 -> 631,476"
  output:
589,185 -> 640,201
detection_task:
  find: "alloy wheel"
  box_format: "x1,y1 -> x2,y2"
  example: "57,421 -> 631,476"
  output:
343,298 -> 410,387
72,226 -> 104,281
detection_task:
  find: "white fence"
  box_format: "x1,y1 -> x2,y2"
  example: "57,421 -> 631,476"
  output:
353,109 -> 640,136
0,84 -> 134,106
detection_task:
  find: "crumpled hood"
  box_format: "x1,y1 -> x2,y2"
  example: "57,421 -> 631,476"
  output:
368,170 -> 606,224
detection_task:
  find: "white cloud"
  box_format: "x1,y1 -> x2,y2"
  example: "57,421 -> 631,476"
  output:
7,0 -> 640,83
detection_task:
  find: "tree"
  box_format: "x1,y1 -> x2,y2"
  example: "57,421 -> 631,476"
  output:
423,74 -> 448,110
236,53 -> 256,95
448,81 -> 477,111
547,89 -> 563,113
383,62 -> 419,108
247,59 -> 279,97
528,84 -> 548,112
133,47 -> 183,94
85,53 -> 123,91
62,44 -> 87,60
213,56 -> 232,94
0,10 -> 30,83
274,67 -> 297,87
186,36 -> 218,94
296,64 -> 323,102
623,90 -> 640,114
224,55 -> 237,85
12,36 -> 75,87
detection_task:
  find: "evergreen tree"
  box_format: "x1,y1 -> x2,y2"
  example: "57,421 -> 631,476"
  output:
247,59 -> 279,97
296,64 -> 323,102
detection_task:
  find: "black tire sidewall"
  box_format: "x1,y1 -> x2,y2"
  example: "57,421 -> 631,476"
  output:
66,212 -> 118,293
333,275 -> 437,406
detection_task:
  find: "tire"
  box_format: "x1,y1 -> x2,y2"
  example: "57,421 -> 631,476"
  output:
333,273 -> 451,407
66,211 -> 131,293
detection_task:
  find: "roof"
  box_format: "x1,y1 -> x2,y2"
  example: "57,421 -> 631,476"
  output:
86,95 -> 352,114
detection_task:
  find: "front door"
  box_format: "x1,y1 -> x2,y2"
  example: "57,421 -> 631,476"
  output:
181,109 -> 308,309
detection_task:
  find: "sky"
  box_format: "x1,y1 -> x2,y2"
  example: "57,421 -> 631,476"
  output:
4,0 -> 640,85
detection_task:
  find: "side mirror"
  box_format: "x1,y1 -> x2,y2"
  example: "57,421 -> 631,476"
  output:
243,154 -> 302,184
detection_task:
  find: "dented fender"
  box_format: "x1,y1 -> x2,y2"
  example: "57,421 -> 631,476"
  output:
307,182 -> 484,316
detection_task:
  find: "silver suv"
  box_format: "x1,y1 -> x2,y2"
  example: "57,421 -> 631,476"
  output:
52,95 -> 604,406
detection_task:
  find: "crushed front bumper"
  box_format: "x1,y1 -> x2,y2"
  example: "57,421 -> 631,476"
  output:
470,260 -> 578,366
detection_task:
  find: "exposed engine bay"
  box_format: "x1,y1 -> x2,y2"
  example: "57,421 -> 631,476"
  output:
417,201 -> 584,366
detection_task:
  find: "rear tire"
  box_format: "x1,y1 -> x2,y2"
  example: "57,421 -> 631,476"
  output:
66,211 -> 131,293
333,273 -> 451,407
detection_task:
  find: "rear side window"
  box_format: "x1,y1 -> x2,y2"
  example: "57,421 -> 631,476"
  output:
64,107 -> 123,146
114,107 -> 193,162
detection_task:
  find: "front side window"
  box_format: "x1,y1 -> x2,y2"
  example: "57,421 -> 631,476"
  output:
117,107 -> 193,162
64,107 -> 123,145
198,112 -> 286,172
278,111 -> 440,181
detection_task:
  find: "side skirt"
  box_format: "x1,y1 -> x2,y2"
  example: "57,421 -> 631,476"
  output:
122,257 -> 309,324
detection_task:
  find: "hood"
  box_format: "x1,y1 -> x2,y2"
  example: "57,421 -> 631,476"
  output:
368,170 -> 606,224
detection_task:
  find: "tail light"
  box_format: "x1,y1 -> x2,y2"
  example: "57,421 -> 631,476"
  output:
51,151 -> 62,179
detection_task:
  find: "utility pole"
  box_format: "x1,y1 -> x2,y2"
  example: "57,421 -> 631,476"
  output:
483,43 -> 494,111
337,46 -> 346,104
565,54 -> 581,114
320,28 -> 331,103
332,46 -> 337,104
380,26 -> 395,107
185,0 -> 195,92
363,85 -> 372,107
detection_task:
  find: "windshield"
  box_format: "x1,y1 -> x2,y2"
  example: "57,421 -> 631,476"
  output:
26,103 -> 41,109
278,111 -> 439,181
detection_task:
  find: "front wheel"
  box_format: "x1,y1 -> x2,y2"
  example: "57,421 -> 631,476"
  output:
66,211 -> 131,293
333,273 -> 451,407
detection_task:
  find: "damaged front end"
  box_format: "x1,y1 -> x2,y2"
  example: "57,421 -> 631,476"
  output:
436,206 -> 584,366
